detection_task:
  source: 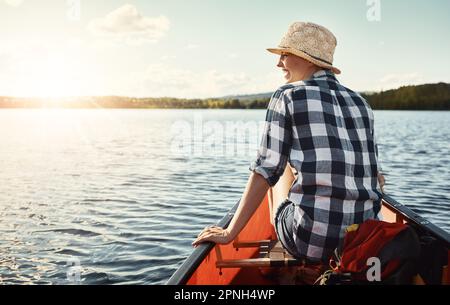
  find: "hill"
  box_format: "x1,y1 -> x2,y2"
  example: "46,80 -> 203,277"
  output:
362,82 -> 450,110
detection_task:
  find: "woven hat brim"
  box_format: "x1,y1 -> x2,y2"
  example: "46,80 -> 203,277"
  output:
267,47 -> 341,75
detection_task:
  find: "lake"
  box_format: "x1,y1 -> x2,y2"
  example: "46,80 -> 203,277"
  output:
0,109 -> 449,284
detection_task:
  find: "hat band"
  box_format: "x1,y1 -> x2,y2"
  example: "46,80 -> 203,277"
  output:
283,46 -> 333,65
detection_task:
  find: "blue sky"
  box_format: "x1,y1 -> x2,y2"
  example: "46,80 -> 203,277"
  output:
1,0 -> 449,98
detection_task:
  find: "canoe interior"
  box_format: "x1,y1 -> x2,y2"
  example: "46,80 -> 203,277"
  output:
170,194 -> 449,285
187,194 -> 276,285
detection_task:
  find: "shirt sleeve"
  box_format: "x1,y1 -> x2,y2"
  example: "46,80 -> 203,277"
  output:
249,89 -> 293,187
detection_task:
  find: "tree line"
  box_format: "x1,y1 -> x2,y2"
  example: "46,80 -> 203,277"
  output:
361,82 -> 450,110
1,83 -> 448,110
0,96 -> 271,109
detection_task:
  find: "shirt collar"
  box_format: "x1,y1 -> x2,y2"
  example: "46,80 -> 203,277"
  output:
309,69 -> 338,81
283,69 -> 339,87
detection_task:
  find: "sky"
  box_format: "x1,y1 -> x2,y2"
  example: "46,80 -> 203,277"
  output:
0,0 -> 449,98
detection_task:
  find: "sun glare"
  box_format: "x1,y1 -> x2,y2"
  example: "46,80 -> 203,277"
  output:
22,55 -> 83,99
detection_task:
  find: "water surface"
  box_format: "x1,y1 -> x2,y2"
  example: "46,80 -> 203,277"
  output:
0,109 -> 448,284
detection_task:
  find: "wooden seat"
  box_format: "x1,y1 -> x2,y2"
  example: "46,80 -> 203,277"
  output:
216,239 -> 304,268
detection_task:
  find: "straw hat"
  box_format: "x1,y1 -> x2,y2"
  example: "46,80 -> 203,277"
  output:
267,22 -> 341,74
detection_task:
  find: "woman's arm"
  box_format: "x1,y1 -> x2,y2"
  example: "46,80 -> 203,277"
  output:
192,90 -> 293,247
192,172 -> 269,247
269,164 -> 295,224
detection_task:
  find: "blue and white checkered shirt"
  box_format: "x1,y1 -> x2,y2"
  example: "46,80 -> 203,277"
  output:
250,69 -> 383,262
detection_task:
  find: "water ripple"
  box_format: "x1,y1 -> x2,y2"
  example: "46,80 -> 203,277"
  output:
0,109 -> 448,285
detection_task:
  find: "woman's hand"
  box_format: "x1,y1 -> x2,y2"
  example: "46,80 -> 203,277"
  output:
192,225 -> 233,247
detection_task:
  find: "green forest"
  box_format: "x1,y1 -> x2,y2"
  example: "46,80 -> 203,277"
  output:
1,82 -> 449,110
361,82 -> 450,110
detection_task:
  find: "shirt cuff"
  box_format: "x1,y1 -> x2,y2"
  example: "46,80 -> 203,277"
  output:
249,159 -> 280,187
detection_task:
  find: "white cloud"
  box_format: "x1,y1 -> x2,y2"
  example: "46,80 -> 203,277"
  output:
138,64 -> 252,98
138,64 -> 284,98
0,38 -> 107,97
244,71 -> 285,94
0,37 -> 285,98
88,4 -> 170,45
378,73 -> 424,90
4,0 -> 24,7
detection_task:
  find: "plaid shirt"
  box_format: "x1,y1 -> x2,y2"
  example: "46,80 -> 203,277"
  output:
250,70 -> 383,262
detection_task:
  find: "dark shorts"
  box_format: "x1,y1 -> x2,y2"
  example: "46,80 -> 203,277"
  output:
274,199 -> 298,257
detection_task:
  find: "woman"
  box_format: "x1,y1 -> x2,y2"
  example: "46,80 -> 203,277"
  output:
192,22 -> 385,263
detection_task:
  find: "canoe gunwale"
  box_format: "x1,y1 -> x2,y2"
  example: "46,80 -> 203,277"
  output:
166,201 -> 240,285
382,194 -> 450,245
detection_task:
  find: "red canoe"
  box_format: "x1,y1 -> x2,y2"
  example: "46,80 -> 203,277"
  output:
168,193 -> 449,285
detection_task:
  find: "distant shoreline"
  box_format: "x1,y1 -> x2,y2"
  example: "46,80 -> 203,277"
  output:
1,82 -> 449,110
